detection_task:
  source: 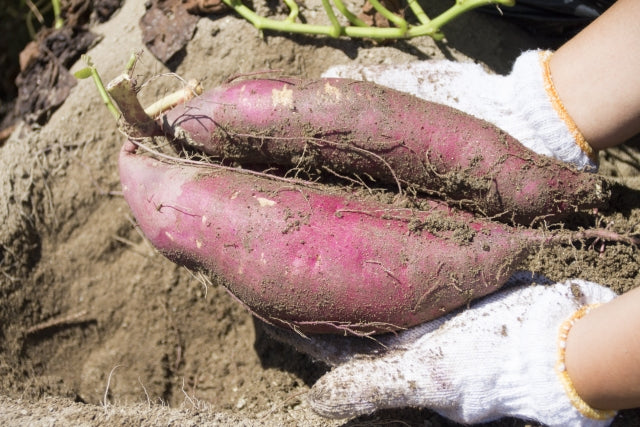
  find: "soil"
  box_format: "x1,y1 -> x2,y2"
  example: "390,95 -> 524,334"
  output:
1,0 -> 639,425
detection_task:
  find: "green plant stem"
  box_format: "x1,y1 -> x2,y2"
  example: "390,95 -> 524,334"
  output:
368,0 -> 407,35
222,0 -> 515,40
406,0 -> 431,26
94,73 -> 121,120
51,0 -> 64,29
75,56 -> 121,120
320,0 -> 342,38
332,0 -> 369,27
433,0 -> 515,31
282,0 -> 300,22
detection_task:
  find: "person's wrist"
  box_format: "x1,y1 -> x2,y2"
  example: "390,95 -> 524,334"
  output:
557,304 -> 617,421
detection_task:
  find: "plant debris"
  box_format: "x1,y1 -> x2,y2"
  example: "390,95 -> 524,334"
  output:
140,0 -> 202,64
15,27 -> 99,125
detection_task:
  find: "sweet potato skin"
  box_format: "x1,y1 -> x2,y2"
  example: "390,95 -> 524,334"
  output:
162,77 -> 610,225
120,140 -> 535,334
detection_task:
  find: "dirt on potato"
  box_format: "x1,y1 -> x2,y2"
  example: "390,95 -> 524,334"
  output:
1,0 -> 639,426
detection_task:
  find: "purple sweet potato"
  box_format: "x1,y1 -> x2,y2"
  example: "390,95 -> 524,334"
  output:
119,140 -> 588,334
160,77 -> 610,225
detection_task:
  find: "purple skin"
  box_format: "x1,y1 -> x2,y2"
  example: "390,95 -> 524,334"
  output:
119,140 -> 541,334
161,77 -> 609,225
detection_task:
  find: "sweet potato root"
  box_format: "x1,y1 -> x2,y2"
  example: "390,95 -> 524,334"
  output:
161,77 -> 610,225
120,140 -> 605,334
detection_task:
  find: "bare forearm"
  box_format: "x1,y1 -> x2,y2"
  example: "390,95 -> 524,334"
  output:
550,0 -> 640,149
566,285 -> 640,410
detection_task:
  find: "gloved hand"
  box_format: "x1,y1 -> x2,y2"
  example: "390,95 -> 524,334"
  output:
322,50 -> 598,171
264,273 -> 618,426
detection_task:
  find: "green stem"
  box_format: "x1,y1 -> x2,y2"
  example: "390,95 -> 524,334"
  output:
94,72 -> 120,120
222,0 -> 514,40
282,0 -> 300,22
125,52 -> 138,74
332,0 -> 369,27
74,56 -> 120,120
405,0 -> 431,26
320,0 -> 342,38
428,0 -> 515,33
51,0 -> 64,29
368,0 -> 407,35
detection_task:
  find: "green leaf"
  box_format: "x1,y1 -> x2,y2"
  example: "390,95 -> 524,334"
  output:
74,67 -> 93,79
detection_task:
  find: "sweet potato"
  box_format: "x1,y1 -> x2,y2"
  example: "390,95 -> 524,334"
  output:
120,140 -> 607,334
161,77 -> 610,225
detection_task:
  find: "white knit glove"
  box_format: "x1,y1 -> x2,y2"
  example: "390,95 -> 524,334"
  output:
265,274 -> 618,426
323,50 -> 598,171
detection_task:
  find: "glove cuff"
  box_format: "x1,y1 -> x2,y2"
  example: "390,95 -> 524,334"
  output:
538,50 -> 599,165
556,304 -> 617,421
507,50 -> 599,171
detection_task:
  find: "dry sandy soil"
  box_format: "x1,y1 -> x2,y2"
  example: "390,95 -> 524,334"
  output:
1,0 -> 640,425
